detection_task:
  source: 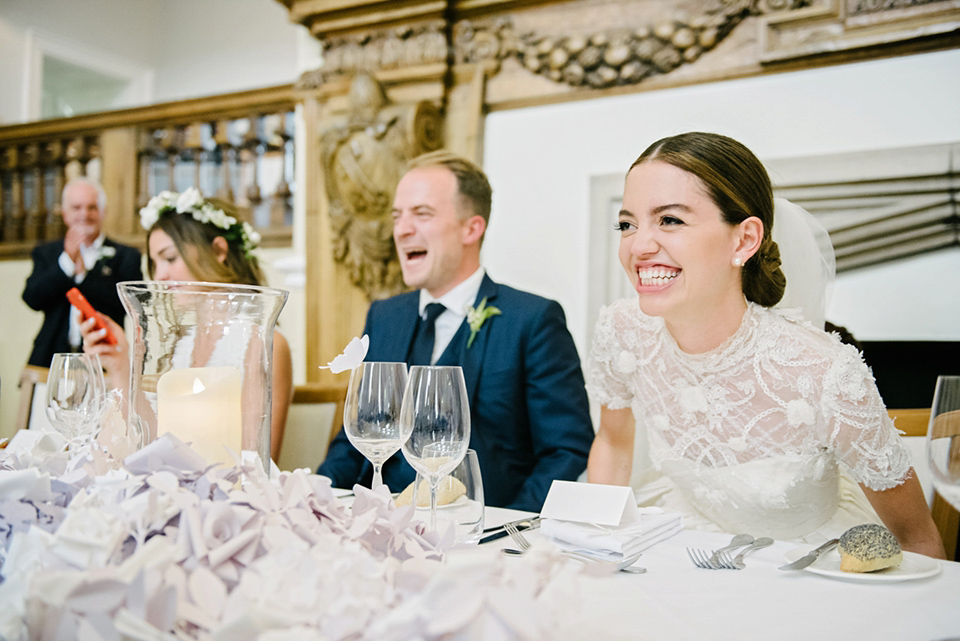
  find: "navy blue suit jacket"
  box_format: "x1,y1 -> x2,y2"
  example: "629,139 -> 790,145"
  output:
22,238 -> 142,367
318,274 -> 594,512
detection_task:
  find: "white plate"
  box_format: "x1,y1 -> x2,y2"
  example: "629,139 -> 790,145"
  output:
782,547 -> 942,583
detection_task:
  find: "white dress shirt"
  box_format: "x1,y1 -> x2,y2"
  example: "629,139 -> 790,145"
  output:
417,267 -> 486,364
59,235 -> 106,348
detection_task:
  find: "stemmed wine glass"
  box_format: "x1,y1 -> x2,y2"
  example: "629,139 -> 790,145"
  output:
927,375 -> 960,511
46,352 -> 106,446
400,365 -> 471,532
343,362 -> 410,489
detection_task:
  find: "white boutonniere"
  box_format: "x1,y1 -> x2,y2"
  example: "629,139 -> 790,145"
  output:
466,297 -> 501,348
98,245 -> 116,261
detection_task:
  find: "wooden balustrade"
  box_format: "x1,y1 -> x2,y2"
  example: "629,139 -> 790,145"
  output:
0,84 -> 296,258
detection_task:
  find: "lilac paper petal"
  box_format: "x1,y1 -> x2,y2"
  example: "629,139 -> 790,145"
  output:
64,576 -> 129,614
113,608 -> 176,641
0,468 -> 47,501
145,583 -> 178,632
180,506 -> 208,559
207,529 -> 259,568
187,565 -> 227,620
76,612 -> 119,641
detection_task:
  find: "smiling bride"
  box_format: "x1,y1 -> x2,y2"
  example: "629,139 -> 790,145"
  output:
586,131 -> 945,559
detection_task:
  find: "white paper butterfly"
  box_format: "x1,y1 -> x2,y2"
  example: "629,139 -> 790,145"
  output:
320,334 -> 370,373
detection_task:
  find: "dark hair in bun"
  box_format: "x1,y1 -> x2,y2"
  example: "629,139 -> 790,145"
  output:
630,132 -> 785,307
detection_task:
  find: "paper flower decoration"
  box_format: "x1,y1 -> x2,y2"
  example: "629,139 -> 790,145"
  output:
321,334 -> 370,373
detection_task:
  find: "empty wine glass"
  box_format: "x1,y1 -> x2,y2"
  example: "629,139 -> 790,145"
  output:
927,375 -> 960,511
46,352 -> 106,445
400,365 -> 471,532
343,362 -> 409,489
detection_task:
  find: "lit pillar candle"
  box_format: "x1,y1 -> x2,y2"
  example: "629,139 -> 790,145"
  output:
156,366 -> 243,468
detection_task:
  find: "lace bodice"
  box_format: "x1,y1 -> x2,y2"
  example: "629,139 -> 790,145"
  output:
588,298 -> 911,539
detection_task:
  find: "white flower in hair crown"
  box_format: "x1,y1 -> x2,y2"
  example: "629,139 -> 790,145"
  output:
139,187 -> 261,257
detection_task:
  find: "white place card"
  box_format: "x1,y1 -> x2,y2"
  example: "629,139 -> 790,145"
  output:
540,481 -> 641,526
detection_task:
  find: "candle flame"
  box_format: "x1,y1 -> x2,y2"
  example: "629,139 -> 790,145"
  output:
192,378 -> 206,394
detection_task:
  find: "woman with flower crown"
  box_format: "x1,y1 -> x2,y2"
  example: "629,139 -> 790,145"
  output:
587,132 -> 944,558
82,188 -> 293,459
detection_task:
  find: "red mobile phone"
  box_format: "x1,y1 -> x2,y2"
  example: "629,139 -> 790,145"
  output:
66,287 -> 118,345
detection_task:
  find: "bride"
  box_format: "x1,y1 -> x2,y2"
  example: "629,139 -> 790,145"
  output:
587,131 -> 944,558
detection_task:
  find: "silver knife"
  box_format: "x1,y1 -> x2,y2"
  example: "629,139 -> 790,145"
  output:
778,538 -> 839,571
479,516 -> 541,544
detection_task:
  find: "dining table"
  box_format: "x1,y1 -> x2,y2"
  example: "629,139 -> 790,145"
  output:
480,507 -> 960,641
3,426 -> 958,641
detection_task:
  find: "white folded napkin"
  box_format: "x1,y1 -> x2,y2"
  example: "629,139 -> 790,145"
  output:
541,507 -> 684,561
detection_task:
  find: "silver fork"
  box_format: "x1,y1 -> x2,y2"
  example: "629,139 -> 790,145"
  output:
714,537 -> 774,569
687,547 -> 717,569
499,520 -> 532,555
687,533 -> 754,569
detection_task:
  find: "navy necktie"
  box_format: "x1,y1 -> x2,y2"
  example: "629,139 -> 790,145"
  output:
409,302 -> 446,366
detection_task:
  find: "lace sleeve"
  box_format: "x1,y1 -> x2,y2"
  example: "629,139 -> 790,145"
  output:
586,300 -> 637,410
820,341 -> 912,491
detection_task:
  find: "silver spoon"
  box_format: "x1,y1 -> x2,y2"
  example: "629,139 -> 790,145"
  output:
558,550 -> 647,573
708,533 -> 754,567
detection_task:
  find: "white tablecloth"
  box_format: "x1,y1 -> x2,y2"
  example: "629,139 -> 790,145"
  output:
480,508 -> 960,641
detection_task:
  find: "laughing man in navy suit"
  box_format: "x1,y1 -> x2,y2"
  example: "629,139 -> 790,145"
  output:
22,178 -> 142,367
318,151 -> 593,511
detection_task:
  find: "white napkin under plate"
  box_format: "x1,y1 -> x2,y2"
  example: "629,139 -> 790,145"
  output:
541,508 -> 684,561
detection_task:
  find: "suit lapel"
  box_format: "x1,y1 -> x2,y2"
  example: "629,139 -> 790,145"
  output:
387,294 -> 421,363
458,275 -> 499,405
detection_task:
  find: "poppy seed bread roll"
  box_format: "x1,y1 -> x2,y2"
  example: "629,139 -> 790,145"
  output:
838,524 -> 902,573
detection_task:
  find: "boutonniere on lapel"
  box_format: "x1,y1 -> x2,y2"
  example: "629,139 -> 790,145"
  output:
96,245 -> 116,276
466,297 -> 501,348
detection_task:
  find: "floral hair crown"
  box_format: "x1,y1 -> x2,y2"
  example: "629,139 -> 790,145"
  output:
139,187 -> 261,258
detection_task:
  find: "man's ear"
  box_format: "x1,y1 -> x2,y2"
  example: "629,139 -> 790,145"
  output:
736,217 -> 764,261
212,236 -> 229,264
462,215 -> 486,245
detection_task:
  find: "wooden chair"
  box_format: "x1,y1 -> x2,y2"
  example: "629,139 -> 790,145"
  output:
276,382 -> 347,472
16,365 -> 49,432
888,408 -> 960,560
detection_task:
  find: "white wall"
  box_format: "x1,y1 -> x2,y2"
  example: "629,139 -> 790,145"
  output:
481,49 -> 960,355
147,0 -> 303,102
0,0 -> 305,123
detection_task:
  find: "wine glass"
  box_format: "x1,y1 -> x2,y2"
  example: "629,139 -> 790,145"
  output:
46,352 -> 106,445
927,375 -> 960,511
343,362 -> 410,489
400,365 -> 471,532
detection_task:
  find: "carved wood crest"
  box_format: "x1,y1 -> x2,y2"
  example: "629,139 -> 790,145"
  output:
320,74 -> 443,300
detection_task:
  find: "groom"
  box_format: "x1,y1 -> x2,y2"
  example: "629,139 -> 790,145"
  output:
317,151 -> 593,511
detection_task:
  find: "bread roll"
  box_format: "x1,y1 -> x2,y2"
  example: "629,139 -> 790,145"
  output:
395,475 -> 466,507
838,523 -> 902,573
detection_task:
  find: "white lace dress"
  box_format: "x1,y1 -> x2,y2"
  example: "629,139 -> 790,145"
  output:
588,298 -> 913,543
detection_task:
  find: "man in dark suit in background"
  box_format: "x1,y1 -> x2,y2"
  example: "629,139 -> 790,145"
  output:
22,177 -> 142,367
318,151 -> 594,512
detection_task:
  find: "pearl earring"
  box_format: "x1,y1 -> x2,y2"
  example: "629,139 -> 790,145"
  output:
732,256 -> 742,267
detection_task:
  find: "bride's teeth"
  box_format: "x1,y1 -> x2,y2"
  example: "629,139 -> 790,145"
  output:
637,268 -> 677,286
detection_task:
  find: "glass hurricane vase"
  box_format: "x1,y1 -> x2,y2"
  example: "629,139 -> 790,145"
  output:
118,281 -> 288,473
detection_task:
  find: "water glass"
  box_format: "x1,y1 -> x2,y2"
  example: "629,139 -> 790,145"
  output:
927,375 -> 960,511
413,449 -> 484,544
343,361 -> 409,489
46,352 -> 106,443
400,365 -> 471,532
